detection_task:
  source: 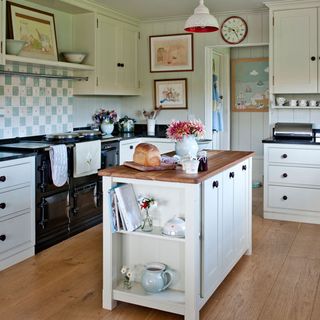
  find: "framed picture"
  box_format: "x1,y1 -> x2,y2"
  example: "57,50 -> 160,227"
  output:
7,1 -> 58,61
149,33 -> 193,72
154,78 -> 188,110
231,58 -> 269,112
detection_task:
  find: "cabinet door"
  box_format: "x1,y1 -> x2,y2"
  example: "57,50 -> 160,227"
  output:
142,139 -> 175,154
273,8 -> 317,93
119,140 -> 139,164
96,15 -> 118,93
233,161 -> 248,257
0,0 -> 5,65
222,168 -> 235,272
118,23 -> 139,93
202,173 -> 222,299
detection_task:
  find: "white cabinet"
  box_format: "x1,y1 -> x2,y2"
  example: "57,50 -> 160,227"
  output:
264,143 -> 320,224
0,0 -> 5,65
202,159 -> 251,300
73,13 -> 140,95
0,156 -> 35,271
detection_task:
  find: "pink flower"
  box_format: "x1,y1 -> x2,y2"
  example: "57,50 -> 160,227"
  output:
166,120 -> 205,141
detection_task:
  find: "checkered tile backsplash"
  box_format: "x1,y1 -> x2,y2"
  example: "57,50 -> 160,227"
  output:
0,63 -> 73,138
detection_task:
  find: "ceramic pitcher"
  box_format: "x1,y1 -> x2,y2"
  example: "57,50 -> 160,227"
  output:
141,262 -> 174,293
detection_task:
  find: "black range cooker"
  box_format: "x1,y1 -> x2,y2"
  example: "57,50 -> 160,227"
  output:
0,131 -> 119,252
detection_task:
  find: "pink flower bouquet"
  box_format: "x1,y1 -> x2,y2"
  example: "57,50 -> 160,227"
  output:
166,120 -> 205,141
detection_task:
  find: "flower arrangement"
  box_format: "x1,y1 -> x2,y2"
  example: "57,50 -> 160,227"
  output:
138,197 -> 157,210
166,120 -> 205,141
121,265 -> 133,289
138,196 -> 157,232
92,109 -> 117,124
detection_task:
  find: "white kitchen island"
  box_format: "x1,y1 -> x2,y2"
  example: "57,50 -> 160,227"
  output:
99,150 -> 253,320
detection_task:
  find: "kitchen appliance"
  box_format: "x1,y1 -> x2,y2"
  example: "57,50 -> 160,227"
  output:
273,122 -> 313,140
0,131 -> 119,252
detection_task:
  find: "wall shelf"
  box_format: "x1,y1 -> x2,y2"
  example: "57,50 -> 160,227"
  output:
5,55 -> 94,71
272,106 -> 320,109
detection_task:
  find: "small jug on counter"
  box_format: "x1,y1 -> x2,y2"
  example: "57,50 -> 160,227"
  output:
141,262 -> 174,293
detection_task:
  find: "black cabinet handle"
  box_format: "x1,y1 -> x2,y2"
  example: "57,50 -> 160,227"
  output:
0,203 -> 6,209
0,234 -> 6,241
121,63 -> 124,67
282,173 -> 288,178
229,172 -> 235,178
311,56 -> 316,61
0,176 -> 6,182
242,165 -> 247,171
129,145 -> 134,149
212,180 -> 219,188
117,63 -> 121,67
282,154 -> 288,159
283,195 -> 288,200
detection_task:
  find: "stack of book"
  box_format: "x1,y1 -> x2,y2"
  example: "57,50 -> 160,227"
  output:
109,184 -> 142,232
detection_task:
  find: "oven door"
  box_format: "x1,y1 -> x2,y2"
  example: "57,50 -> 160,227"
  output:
69,179 -> 102,235
36,190 -> 70,252
101,142 -> 119,168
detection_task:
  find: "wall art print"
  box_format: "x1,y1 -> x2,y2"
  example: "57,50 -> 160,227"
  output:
231,58 -> 269,112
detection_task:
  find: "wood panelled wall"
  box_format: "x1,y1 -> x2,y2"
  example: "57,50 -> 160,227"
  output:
231,46 -> 269,183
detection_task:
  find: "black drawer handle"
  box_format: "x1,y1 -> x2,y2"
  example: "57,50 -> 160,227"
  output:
0,203 -> 6,209
0,234 -> 6,241
212,181 -> 219,188
282,154 -> 288,159
117,63 -> 121,67
311,56 -> 316,61
242,165 -> 247,171
229,172 -> 235,178
283,195 -> 288,200
282,173 -> 288,178
0,176 -> 6,182
129,145 -> 134,149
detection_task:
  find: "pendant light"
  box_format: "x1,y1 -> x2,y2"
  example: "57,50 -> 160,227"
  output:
184,0 -> 219,33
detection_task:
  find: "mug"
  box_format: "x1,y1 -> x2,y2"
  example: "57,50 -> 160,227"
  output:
276,97 -> 286,106
141,262 -> 174,293
289,100 -> 297,107
299,99 -> 307,107
309,100 -> 317,107
184,159 -> 199,174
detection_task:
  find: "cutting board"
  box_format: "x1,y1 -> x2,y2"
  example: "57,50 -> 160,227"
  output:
124,161 -> 176,171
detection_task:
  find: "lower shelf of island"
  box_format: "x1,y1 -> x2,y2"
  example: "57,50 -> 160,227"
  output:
113,282 -> 185,315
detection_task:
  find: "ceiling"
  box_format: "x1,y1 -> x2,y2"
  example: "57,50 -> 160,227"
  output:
93,0 -> 283,20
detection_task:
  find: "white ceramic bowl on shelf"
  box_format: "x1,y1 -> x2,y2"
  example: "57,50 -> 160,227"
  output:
162,217 -> 186,238
61,52 -> 87,64
6,39 -> 26,55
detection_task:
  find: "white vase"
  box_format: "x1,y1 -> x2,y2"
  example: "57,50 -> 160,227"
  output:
100,121 -> 114,135
175,135 -> 199,158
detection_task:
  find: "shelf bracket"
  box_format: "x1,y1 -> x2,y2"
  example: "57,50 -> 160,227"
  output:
0,70 -> 88,81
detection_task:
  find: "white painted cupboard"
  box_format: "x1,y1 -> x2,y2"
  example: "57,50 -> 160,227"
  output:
73,13 -> 140,95
102,157 -> 252,320
0,156 -> 35,271
264,143 -> 320,224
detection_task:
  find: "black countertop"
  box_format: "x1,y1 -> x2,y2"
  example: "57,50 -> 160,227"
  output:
0,151 -> 36,162
262,137 -> 320,145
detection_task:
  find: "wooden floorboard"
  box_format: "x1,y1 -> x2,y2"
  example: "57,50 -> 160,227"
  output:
1,188 -> 319,319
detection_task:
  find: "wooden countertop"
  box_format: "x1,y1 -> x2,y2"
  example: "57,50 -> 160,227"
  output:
98,150 -> 254,184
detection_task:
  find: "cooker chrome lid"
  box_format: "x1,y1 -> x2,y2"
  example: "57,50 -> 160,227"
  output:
45,132 -> 80,140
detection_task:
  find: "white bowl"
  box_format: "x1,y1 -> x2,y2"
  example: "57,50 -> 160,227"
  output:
61,52 -> 87,64
6,39 -> 26,55
162,217 -> 185,238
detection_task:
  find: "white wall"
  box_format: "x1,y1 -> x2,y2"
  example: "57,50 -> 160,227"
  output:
121,10 -> 269,126
231,46 -> 269,183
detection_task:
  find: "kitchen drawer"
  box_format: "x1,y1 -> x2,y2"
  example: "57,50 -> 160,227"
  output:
0,213 -> 32,255
268,165 -> 320,186
268,185 -> 320,212
268,147 -> 320,166
0,186 -> 31,218
0,161 -> 32,190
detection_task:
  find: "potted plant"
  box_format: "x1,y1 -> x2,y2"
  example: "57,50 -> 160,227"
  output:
166,120 -> 205,157
93,109 -> 117,135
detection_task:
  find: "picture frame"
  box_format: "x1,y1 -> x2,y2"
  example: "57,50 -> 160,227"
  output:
7,1 -> 58,61
231,57 -> 269,112
149,33 -> 193,72
154,78 -> 188,110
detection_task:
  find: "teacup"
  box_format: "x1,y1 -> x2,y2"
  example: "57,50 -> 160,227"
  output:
309,100 -> 317,107
289,100 -> 297,107
299,99 -> 307,107
276,97 -> 286,106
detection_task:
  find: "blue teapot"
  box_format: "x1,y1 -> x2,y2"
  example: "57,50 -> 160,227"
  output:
141,262 -> 174,293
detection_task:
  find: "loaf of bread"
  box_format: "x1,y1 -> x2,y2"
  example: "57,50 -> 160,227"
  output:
133,143 -> 161,167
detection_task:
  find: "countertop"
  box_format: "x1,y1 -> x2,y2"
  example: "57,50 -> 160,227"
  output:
262,137 -> 320,145
98,150 -> 254,184
0,151 -> 36,162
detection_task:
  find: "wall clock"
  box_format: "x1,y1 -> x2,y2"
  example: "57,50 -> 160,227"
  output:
220,16 -> 248,44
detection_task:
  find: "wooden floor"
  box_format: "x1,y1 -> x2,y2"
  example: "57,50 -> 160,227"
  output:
1,188 -> 320,320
